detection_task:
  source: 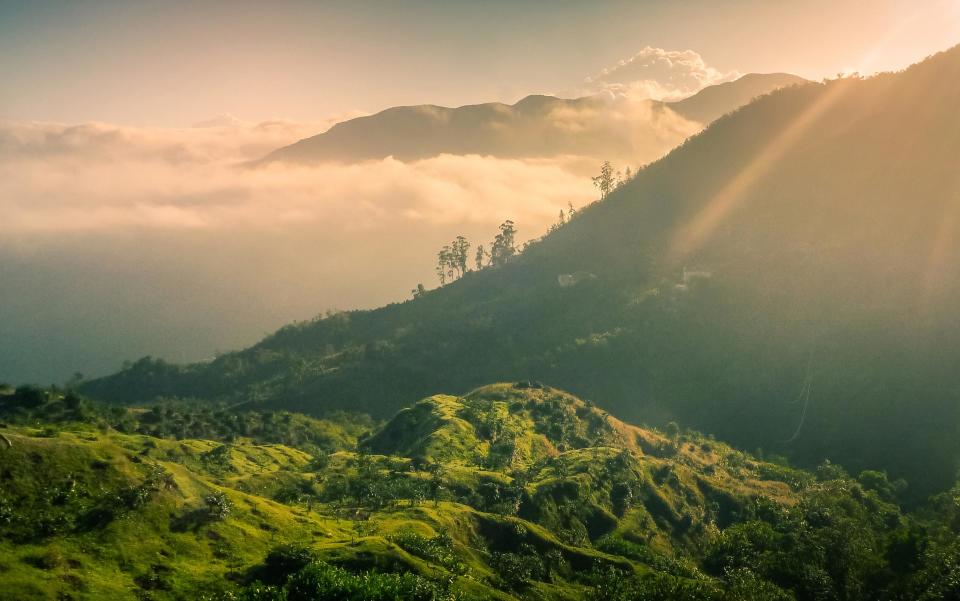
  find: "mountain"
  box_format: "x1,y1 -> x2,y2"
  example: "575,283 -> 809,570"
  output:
4,382 -> 952,600
82,45 -> 960,497
668,73 -> 809,124
261,73 -> 807,165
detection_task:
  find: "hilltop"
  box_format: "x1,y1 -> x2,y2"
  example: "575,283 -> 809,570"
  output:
5,383 -> 954,600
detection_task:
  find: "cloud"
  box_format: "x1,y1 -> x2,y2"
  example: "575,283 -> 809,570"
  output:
0,94 -> 709,385
0,120 -> 597,384
0,122 -> 591,235
0,116 -> 352,165
543,95 -> 701,158
580,47 -> 740,101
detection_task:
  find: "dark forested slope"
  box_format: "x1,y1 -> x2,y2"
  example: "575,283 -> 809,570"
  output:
84,46 -> 960,495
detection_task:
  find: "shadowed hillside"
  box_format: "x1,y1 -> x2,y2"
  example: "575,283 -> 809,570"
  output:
83,46 -> 960,496
668,73 -> 808,124
261,74 -> 806,165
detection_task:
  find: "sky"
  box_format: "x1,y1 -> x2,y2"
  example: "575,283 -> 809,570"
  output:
1,0 -> 959,385
1,0 -> 958,126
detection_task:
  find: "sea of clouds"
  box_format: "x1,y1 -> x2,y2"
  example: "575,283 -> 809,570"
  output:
0,47 -> 720,384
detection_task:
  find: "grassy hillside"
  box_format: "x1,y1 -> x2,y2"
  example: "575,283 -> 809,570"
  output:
6,383 -> 957,600
82,45 -> 960,497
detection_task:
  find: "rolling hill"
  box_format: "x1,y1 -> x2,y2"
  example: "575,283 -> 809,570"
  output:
261,73 -> 806,165
82,45 -> 960,497
3,383 -> 949,600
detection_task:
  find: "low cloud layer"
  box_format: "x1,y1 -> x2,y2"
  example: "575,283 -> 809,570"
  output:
0,120 -> 599,384
581,47 -> 740,101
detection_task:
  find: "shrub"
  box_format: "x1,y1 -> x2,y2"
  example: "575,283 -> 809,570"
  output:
387,529 -> 466,574
204,492 -> 232,520
258,544 -> 318,585
490,544 -> 546,590
282,562 -> 450,601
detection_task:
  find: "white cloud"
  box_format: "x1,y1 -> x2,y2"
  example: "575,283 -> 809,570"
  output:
580,47 -> 740,101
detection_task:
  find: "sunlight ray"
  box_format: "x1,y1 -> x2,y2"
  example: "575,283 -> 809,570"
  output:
669,79 -> 853,259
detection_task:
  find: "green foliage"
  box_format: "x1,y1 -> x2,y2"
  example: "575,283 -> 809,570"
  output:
388,530 -> 467,575
79,48 -> 960,505
490,544 -> 547,590
256,544 -> 320,585
589,565 -> 719,601
204,492 -> 233,521
0,387 -> 367,453
4,382 -> 960,600
251,560 -> 458,601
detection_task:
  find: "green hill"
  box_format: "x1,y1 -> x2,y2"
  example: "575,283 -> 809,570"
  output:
7,383 -> 957,600
83,45 -> 960,497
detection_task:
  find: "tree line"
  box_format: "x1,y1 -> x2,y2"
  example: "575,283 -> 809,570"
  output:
415,160 -> 634,296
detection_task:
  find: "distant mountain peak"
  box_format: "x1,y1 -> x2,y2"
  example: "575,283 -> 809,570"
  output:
260,73 -> 808,165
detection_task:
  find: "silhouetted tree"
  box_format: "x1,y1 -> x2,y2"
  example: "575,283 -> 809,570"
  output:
436,246 -> 452,285
475,244 -> 488,270
592,161 -> 615,199
490,220 -> 517,266
451,235 -> 470,278
436,236 -> 471,285
549,209 -> 567,233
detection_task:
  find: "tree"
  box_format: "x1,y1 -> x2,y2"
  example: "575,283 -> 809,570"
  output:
436,246 -> 452,285
436,236 -> 471,285
450,235 -> 470,278
549,209 -> 567,233
592,161 -> 615,199
475,244 -> 488,270
490,220 -> 517,266
204,492 -> 232,520
11,386 -> 45,409
411,283 -> 426,299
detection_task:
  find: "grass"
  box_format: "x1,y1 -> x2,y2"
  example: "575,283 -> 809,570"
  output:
0,382 -> 904,600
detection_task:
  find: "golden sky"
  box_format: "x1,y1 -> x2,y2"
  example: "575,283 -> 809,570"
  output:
1,0 -> 958,126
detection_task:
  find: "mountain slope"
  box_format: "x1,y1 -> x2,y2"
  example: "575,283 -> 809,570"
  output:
668,73 -> 807,124
261,73 -> 806,165
84,45 -> 960,495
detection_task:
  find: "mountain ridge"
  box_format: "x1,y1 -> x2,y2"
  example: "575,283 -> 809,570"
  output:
261,73 -> 807,165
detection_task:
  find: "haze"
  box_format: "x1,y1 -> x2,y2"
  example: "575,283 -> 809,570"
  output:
2,0 -> 958,384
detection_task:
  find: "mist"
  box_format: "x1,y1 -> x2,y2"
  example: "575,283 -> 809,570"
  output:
0,119 -> 602,384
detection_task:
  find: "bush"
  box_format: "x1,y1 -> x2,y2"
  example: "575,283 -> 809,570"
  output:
589,565 -> 719,601
258,544 -> 319,585
283,562 -> 450,601
490,544 -> 546,590
387,529 -> 466,574
204,492 -> 232,520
